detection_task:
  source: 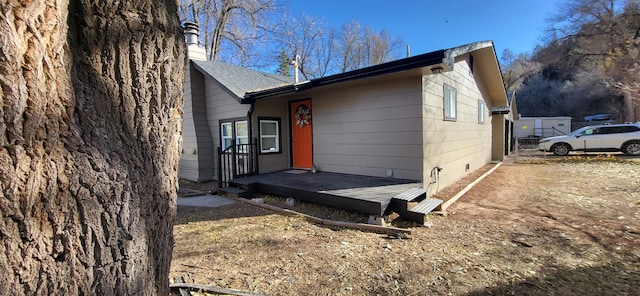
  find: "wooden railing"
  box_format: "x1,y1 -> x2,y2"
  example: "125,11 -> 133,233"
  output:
217,139 -> 259,189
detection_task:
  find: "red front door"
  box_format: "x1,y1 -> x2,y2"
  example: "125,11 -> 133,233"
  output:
291,100 -> 313,169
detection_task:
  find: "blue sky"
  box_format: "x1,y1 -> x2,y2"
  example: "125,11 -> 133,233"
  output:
286,0 -> 559,59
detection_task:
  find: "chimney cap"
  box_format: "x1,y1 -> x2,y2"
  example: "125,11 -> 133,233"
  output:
183,22 -> 199,45
183,21 -> 198,30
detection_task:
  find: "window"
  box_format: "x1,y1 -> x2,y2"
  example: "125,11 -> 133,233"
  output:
220,119 -> 248,150
443,84 -> 457,121
235,121 -> 248,145
622,126 -> 640,132
579,128 -> 596,136
259,118 -> 280,153
478,100 -> 485,124
598,127 -> 616,134
221,122 -> 233,150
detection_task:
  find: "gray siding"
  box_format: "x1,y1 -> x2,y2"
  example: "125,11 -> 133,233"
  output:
422,59 -> 493,191
252,97 -> 291,173
179,66 -> 215,181
204,78 -> 251,176
312,78 -> 424,180
179,65 -> 252,182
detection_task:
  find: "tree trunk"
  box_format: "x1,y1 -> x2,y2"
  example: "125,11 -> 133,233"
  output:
0,0 -> 185,295
622,86 -> 639,122
210,4 -> 232,61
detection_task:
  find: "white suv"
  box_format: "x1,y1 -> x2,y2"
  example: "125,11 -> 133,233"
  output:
538,123 -> 640,156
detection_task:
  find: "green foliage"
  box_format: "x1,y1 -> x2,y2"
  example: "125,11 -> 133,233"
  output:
275,49 -> 292,76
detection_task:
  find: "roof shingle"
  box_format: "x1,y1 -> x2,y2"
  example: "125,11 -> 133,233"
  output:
192,60 -> 294,99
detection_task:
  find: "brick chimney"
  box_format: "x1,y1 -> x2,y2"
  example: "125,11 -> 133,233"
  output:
183,22 -> 206,61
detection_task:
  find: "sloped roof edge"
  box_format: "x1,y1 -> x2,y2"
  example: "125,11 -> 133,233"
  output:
241,41 -> 507,105
442,40 -> 494,68
243,49 -> 446,102
445,40 -> 508,107
191,60 -> 294,101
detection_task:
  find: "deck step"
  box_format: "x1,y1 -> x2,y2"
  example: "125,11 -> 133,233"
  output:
392,188 -> 426,202
409,198 -> 443,214
217,187 -> 249,198
228,180 -> 253,190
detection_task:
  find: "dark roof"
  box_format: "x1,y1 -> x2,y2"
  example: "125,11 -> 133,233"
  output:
243,49 -> 446,102
192,60 -> 294,99
190,41 -> 507,107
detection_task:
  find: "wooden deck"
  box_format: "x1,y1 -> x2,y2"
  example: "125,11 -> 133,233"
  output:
229,170 -> 423,216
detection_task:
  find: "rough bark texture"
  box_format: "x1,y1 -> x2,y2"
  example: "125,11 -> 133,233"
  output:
0,0 -> 185,295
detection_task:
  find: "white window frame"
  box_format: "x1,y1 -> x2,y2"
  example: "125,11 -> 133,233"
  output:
478,100 -> 485,124
220,122 -> 233,150
220,119 -> 248,151
259,119 -> 280,153
235,121 -> 248,145
443,84 -> 457,121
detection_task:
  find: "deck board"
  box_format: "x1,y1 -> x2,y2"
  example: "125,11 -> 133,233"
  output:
231,171 -> 422,216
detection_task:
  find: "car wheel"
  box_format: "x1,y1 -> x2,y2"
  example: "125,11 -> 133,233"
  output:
622,141 -> 640,156
552,143 -> 570,156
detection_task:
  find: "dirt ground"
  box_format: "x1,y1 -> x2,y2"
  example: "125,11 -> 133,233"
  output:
171,158 -> 640,295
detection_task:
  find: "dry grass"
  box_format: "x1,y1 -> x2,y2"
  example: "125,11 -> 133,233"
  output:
171,160 -> 640,295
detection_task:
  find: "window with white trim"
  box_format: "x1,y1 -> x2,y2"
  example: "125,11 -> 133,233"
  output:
259,119 -> 280,153
443,84 -> 457,121
221,122 -> 233,150
220,119 -> 248,150
478,100 -> 485,124
235,121 -> 248,145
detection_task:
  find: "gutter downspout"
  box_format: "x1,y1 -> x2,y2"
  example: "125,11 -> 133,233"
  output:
247,102 -> 255,141
247,101 -> 259,174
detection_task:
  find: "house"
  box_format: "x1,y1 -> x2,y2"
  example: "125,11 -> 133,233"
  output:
514,116 -> 572,138
179,23 -> 512,220
502,90 -> 520,155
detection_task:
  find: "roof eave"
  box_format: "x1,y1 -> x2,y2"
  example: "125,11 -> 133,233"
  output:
445,41 -> 509,107
244,50 -> 446,102
242,84 -> 297,103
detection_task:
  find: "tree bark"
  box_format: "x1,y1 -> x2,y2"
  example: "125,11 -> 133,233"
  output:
623,91 -> 639,122
0,0 -> 185,295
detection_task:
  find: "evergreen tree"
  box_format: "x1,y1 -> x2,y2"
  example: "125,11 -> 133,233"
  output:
276,49 -> 292,76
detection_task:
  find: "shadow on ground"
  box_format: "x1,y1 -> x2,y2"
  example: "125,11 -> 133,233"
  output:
465,261 -> 640,296
174,202 -> 275,225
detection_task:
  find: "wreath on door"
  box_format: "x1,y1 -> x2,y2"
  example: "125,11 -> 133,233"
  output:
295,104 -> 311,127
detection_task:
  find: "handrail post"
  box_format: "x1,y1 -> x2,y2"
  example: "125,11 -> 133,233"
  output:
253,138 -> 259,175
231,139 -> 237,178
217,146 -> 223,189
